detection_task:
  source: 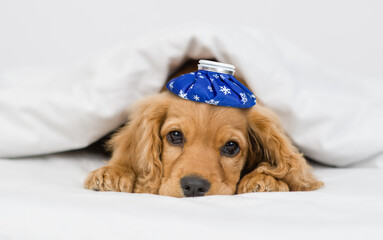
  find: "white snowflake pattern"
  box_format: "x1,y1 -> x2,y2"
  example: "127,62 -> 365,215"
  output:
169,82 -> 174,89
207,86 -> 213,92
212,74 -> 219,79
209,77 -> 215,82
190,72 -> 195,75
220,74 -> 226,79
199,75 -> 204,79
240,93 -> 248,105
193,95 -> 200,101
250,94 -> 256,104
189,84 -> 194,89
219,86 -> 231,95
205,99 -> 219,105
178,90 -> 188,99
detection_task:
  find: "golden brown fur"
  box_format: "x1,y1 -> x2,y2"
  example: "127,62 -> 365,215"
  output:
84,61 -> 323,197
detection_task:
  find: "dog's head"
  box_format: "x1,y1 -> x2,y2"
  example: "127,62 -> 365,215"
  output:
158,93 -> 251,197
108,91 -> 303,197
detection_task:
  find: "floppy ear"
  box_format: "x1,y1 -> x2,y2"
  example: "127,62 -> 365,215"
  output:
107,93 -> 171,194
245,105 -> 323,191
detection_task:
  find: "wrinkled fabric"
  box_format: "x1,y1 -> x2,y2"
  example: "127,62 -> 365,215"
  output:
0,25 -> 382,166
167,70 -> 256,108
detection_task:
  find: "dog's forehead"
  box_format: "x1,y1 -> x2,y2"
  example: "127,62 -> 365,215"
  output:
166,97 -> 248,129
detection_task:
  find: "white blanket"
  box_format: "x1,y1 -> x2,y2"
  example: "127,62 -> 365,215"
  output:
0,152 -> 382,240
1,25 -> 382,166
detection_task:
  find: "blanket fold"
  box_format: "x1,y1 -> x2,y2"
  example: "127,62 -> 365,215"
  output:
1,25 -> 382,166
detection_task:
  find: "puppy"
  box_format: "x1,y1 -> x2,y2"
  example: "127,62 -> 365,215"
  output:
84,60 -> 323,197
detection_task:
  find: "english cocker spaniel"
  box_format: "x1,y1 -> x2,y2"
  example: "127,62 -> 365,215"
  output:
84,60 -> 323,197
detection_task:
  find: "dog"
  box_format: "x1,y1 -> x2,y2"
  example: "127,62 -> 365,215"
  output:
84,60 -> 323,197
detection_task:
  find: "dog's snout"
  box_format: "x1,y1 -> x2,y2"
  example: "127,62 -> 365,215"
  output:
180,175 -> 210,197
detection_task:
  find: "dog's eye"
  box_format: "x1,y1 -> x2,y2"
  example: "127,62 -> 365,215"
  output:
221,141 -> 240,157
167,131 -> 184,145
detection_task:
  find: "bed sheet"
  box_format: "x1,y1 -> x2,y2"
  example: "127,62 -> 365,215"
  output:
0,152 -> 382,240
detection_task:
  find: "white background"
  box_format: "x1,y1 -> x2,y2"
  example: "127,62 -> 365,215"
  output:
1,0 -> 382,79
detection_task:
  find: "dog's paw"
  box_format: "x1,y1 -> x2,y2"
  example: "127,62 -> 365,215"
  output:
237,173 -> 289,194
84,165 -> 135,192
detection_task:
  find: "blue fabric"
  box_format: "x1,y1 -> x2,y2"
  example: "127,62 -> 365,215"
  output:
166,70 -> 256,108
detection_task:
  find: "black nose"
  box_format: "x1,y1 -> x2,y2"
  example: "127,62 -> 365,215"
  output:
180,175 -> 210,197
